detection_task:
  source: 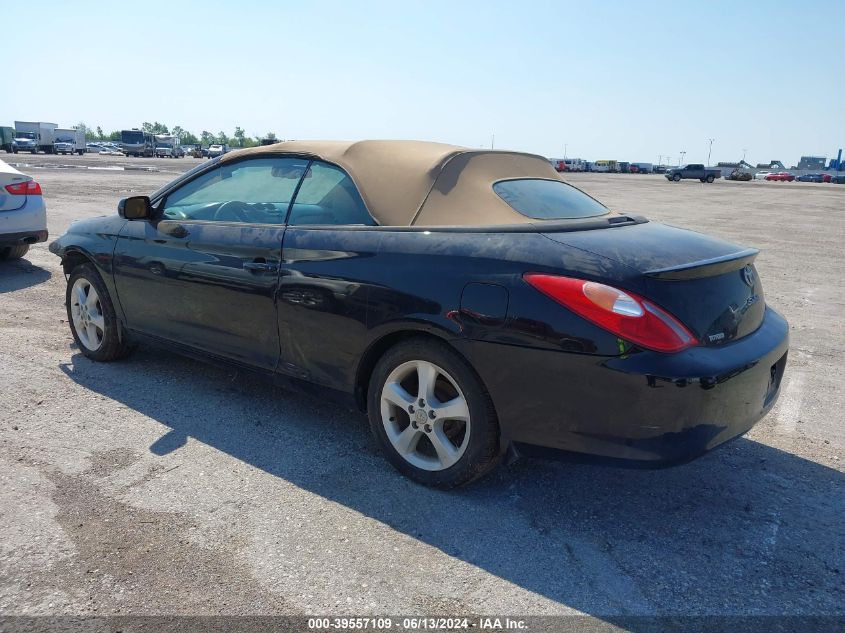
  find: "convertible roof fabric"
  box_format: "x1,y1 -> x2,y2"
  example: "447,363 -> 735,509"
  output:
220,140 -> 569,226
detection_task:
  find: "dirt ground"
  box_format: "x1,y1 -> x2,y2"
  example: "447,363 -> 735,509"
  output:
1,153 -> 843,622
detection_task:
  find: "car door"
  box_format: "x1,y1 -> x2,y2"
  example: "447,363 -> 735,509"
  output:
113,156 -> 309,371
276,160 -> 379,390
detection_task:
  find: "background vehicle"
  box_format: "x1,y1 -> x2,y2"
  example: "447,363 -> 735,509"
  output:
665,164 -> 721,183
754,171 -> 771,180
120,129 -> 154,157
86,142 -> 104,153
13,121 -> 58,154
207,143 -> 228,158
54,128 -> 86,155
154,134 -> 184,158
48,140 -> 788,488
631,162 -> 653,174
592,159 -> 618,173
831,174 -> 845,184
796,173 -> 831,183
765,172 -> 795,182
550,158 -> 586,172
0,158 -> 47,260
728,169 -> 753,181
0,126 -> 14,153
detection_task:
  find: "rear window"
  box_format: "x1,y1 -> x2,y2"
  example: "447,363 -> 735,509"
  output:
492,178 -> 608,220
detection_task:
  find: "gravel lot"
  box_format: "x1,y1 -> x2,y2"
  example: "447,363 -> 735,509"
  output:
1,154 -> 843,623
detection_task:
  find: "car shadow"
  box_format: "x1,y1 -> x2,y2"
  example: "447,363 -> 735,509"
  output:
58,349 -> 844,618
0,257 -> 52,293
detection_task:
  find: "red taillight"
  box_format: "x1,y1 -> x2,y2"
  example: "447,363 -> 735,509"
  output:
523,273 -> 698,353
5,181 -> 42,196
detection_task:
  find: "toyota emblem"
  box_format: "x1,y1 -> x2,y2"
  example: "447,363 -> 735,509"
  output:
742,265 -> 755,287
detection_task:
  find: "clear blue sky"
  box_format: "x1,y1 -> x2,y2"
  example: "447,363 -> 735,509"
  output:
2,0 -> 842,166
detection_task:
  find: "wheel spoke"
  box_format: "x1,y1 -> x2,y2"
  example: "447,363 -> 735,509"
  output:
383,382 -> 415,410
391,424 -> 422,456
416,361 -> 438,402
85,287 -> 99,309
86,323 -> 100,345
429,425 -> 460,468
74,284 -> 87,308
89,313 -> 105,330
433,395 -> 469,422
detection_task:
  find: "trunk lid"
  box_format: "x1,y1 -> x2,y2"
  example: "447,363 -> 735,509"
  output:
542,221 -> 766,346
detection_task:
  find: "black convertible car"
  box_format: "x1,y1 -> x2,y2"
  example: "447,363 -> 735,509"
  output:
50,140 -> 789,487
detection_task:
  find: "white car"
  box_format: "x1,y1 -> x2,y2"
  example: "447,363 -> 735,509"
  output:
754,171 -> 771,180
207,144 -> 228,158
0,159 -> 47,261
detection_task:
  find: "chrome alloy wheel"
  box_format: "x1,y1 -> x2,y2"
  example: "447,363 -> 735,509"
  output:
380,360 -> 471,471
70,278 -> 105,351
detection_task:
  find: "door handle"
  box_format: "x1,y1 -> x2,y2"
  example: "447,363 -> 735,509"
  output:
243,260 -> 279,272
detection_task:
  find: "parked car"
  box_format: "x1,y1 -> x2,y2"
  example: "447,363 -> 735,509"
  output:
48,140 -> 789,488
754,171 -> 771,180
86,143 -> 104,153
831,174 -> 845,184
665,164 -> 721,183
99,148 -> 124,156
728,169 -> 752,181
207,144 -> 228,158
796,173 -> 831,183
765,172 -> 795,182
0,158 -> 47,261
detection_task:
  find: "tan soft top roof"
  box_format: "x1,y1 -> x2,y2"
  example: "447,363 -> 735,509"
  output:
220,140 -> 572,226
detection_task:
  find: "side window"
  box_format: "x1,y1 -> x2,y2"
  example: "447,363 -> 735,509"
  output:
288,161 -> 375,226
161,157 -> 308,224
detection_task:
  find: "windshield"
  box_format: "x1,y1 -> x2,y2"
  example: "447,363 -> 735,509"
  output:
16,132 -> 36,139
121,131 -> 145,144
492,178 -> 608,220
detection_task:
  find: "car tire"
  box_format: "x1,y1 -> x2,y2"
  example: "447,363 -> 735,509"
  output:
66,263 -> 133,362
0,244 -> 29,261
672,174 -> 681,182
706,175 -> 715,183
367,338 -> 500,488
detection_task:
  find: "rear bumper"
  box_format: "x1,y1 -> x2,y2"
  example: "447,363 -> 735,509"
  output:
455,306 -> 789,466
0,229 -> 48,246
0,198 -> 47,244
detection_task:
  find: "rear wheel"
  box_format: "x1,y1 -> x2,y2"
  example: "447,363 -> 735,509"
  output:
0,244 -> 29,261
706,175 -> 715,183
66,263 -> 133,362
368,339 -> 500,488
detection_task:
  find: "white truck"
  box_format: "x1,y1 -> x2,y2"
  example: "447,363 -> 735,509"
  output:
53,128 -> 86,156
13,121 -> 57,154
154,134 -> 184,158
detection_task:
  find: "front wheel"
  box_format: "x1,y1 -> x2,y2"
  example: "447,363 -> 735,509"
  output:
66,263 -> 133,362
672,174 -> 681,182
368,339 -> 500,488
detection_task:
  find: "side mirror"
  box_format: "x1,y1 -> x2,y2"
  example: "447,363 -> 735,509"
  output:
118,196 -> 152,219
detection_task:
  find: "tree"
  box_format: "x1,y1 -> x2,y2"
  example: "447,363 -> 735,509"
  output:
96,126 -> 103,140
265,132 -> 277,141
200,131 -> 214,146
171,125 -> 185,140
217,131 -> 229,145
108,131 -> 121,141
233,126 -> 245,147
75,122 -> 91,139
142,121 -> 169,134
182,131 -> 199,145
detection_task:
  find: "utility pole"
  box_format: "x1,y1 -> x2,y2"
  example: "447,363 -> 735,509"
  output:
491,132 -> 494,150
742,148 -> 748,163
707,138 -> 715,166
564,144 -> 568,160
679,150 -> 686,166
658,154 -> 663,167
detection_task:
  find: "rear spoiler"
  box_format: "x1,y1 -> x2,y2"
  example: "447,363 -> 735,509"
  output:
645,248 -> 759,280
